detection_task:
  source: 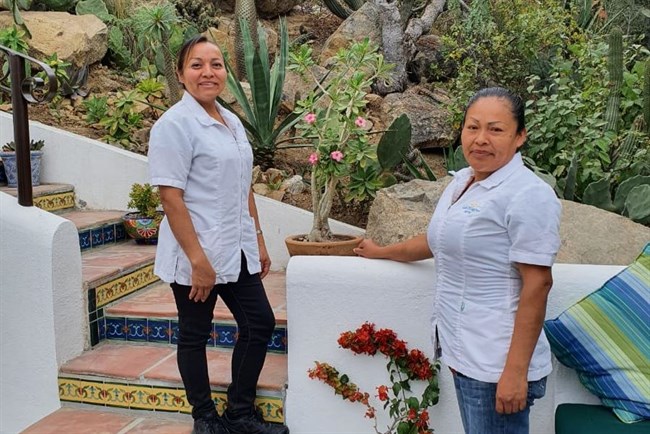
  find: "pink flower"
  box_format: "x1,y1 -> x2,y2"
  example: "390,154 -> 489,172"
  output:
330,151 -> 344,162
304,113 -> 317,124
308,153 -> 319,165
355,116 -> 366,128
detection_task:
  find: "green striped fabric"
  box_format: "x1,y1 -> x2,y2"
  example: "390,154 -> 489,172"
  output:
544,243 -> 650,423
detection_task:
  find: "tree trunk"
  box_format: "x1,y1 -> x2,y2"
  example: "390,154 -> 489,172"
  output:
372,0 -> 408,95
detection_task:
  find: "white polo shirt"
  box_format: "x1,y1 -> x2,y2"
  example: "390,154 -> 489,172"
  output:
148,92 -> 261,285
426,153 -> 561,383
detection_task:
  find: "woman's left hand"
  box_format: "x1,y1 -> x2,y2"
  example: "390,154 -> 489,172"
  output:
496,370 -> 528,414
259,243 -> 271,279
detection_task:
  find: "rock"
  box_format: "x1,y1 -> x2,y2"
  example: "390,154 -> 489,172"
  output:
319,2 -> 381,63
0,12 -> 108,68
379,90 -> 455,149
265,168 -> 284,184
366,178 -> 452,245
409,34 -> 456,83
366,178 -> 650,266
282,175 -> 305,195
252,183 -> 270,196
281,65 -> 329,113
204,26 -> 234,61
252,166 -> 263,184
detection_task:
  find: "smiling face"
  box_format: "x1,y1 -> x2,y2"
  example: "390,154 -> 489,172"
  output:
461,96 -> 527,181
177,41 -> 227,110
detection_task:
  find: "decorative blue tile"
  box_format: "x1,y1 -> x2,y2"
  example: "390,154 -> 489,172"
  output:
79,231 -> 91,250
115,224 -> 126,241
89,320 -> 100,346
214,324 -> 238,349
170,321 -> 180,345
148,319 -> 172,343
103,225 -> 115,244
268,328 -> 287,353
99,317 -> 106,341
105,317 -> 127,340
126,318 -> 148,341
91,228 -> 104,247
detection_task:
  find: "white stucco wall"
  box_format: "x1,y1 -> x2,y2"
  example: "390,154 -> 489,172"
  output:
0,111 -> 149,210
0,192 -> 83,434
286,257 -> 624,434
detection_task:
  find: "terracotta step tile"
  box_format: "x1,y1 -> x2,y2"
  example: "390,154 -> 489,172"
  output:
82,243 -> 157,287
23,407 -> 192,434
107,272 -> 286,324
144,349 -> 287,391
22,407 -> 136,434
60,344 -> 174,380
62,209 -> 125,231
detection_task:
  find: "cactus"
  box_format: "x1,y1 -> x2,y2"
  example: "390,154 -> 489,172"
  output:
323,0 -> 365,19
643,59 -> 650,134
624,184 -> 650,224
604,27 -> 623,133
613,175 -> 650,212
582,178 -> 615,211
234,0 -> 257,80
562,152 -> 579,200
613,115 -> 646,170
377,114 -> 412,170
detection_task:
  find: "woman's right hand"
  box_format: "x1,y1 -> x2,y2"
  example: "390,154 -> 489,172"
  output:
189,256 -> 217,302
353,238 -> 385,259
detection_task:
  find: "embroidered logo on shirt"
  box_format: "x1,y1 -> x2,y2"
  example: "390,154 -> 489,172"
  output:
462,201 -> 481,215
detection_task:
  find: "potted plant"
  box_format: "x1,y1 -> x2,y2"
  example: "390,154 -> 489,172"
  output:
0,139 -> 45,188
285,39 -> 408,256
122,183 -> 163,244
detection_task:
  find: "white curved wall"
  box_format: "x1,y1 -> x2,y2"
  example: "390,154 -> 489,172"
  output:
0,192 -> 83,433
286,256 -> 624,434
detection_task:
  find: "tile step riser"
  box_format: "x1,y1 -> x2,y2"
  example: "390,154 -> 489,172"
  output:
100,316 -> 288,354
79,221 -> 129,251
88,265 -> 159,346
34,190 -> 76,212
58,377 -> 285,423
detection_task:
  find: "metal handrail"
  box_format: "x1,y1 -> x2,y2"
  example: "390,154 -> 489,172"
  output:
0,45 -> 58,206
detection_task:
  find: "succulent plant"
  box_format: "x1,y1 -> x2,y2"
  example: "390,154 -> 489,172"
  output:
2,139 -> 45,152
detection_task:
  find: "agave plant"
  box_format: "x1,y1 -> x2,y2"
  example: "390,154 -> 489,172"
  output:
217,18 -> 299,169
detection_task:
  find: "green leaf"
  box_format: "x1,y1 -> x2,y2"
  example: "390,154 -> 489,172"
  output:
377,114 -> 411,170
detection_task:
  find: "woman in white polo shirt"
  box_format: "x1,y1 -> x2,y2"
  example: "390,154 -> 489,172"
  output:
148,35 -> 289,434
355,87 -> 561,434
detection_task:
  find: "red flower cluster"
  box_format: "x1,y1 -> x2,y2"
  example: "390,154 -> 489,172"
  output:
338,323 -> 435,381
310,323 -> 440,434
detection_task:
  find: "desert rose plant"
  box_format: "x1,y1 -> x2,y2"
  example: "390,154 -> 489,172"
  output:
308,322 -> 440,434
289,40 -> 394,242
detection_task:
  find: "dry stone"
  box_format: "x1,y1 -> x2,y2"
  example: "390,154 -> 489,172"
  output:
319,2 -> 381,63
0,12 -> 107,67
379,90 -> 455,149
367,178 -> 650,265
218,0 -> 302,17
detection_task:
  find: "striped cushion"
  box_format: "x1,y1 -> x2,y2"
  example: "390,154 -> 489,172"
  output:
544,243 -> 650,423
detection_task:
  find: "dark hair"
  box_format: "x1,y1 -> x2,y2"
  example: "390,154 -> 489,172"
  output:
462,87 -> 526,133
176,34 -> 209,73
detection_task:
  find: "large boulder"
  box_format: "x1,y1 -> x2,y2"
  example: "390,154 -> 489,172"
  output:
319,1 -> 381,62
379,89 -> 455,149
366,178 -> 650,266
0,12 -> 107,67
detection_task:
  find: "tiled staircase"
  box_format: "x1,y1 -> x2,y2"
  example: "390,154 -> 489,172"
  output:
2,184 -> 288,433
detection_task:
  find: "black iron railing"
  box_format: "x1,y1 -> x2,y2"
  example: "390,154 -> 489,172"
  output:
0,45 -> 58,206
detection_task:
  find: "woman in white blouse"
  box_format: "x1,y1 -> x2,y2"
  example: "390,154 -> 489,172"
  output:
148,35 -> 289,434
355,87 -> 561,434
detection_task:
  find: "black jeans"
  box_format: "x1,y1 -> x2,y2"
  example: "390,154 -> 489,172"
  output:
171,253 -> 275,420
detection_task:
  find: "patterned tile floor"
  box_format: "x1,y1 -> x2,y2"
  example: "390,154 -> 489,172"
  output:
106,272 -> 287,324
23,406 -> 193,434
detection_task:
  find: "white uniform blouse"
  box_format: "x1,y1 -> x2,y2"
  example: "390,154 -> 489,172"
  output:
148,92 -> 261,285
426,153 -> 561,383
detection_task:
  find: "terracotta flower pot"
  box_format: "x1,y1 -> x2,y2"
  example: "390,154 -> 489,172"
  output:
285,234 -> 363,257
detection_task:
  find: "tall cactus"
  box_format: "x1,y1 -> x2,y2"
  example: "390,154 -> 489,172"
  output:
234,0 -> 257,80
323,0 -> 365,19
604,27 -> 623,132
643,59 -> 650,134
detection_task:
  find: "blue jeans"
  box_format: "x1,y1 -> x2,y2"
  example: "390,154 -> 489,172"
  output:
452,371 -> 547,434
